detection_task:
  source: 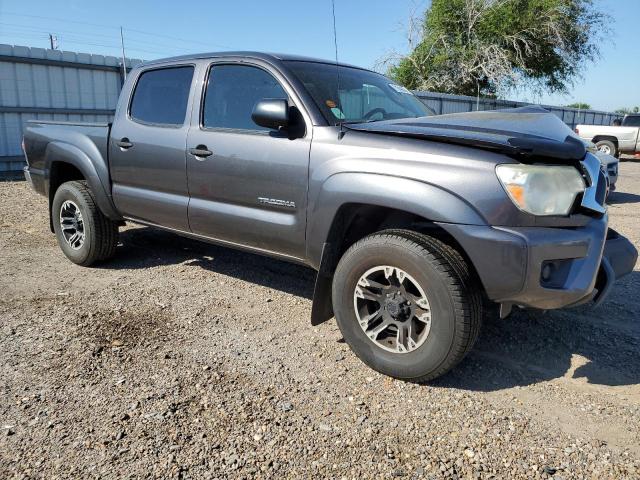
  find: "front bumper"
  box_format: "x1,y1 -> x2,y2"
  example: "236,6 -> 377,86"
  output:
606,160 -> 618,190
594,229 -> 638,306
441,217 -> 637,310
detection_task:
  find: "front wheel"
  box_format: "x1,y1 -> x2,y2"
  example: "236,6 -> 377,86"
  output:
52,180 -> 119,266
332,230 -> 482,382
595,140 -> 617,157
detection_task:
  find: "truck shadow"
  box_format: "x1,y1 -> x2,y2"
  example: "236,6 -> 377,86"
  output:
607,191 -> 640,205
102,225 -> 315,300
105,226 -> 639,392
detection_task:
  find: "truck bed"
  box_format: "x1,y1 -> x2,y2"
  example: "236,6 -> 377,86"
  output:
22,120 -> 111,196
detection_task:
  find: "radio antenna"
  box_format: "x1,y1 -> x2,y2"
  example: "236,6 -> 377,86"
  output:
331,0 -> 345,139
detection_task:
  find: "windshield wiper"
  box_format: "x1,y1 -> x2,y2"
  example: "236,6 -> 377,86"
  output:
340,119 -> 381,125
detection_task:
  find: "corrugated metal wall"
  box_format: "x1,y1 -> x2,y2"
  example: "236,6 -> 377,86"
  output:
413,91 -> 622,129
0,44 -> 142,176
0,43 -> 624,177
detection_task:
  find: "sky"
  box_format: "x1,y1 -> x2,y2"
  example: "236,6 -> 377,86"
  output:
0,0 -> 638,111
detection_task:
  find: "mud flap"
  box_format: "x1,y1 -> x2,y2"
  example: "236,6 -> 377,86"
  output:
311,273 -> 334,325
310,242 -> 336,325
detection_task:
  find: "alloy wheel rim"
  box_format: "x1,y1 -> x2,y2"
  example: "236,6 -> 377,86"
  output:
353,266 -> 432,354
59,200 -> 85,250
598,144 -> 611,155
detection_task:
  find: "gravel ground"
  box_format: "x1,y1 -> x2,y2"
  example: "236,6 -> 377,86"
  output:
1,161 -> 639,479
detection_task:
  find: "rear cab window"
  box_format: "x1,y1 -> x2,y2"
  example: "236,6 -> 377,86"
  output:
129,66 -> 194,126
622,115 -> 640,127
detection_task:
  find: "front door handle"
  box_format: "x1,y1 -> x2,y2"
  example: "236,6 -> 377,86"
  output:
116,138 -> 133,149
189,145 -> 213,158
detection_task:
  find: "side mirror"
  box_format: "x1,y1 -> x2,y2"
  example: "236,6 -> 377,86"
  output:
252,99 -> 290,130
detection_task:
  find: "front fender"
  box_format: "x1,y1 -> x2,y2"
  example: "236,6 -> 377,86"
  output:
44,141 -> 121,220
305,172 -> 486,268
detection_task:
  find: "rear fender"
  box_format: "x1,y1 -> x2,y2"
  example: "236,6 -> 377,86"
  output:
44,141 -> 121,220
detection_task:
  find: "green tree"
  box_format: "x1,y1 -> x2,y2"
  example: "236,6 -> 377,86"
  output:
566,102 -> 591,109
615,106 -> 640,115
384,0 -> 608,97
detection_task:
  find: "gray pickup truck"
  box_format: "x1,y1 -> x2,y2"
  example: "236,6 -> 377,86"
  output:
22,52 -> 637,382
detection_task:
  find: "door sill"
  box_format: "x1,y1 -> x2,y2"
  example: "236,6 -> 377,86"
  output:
123,216 -> 310,266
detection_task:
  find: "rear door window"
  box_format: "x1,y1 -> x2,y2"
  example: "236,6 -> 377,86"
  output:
130,66 -> 194,126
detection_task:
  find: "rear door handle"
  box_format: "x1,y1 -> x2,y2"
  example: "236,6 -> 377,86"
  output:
116,138 -> 133,149
189,145 -> 213,158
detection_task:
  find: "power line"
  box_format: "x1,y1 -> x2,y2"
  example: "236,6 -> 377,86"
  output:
123,26 -> 229,49
0,31 -> 173,57
2,12 -> 123,31
0,23 -> 192,53
0,28 -> 204,57
1,12 -> 229,48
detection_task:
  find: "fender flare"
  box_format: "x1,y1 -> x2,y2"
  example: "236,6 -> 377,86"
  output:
305,172 -> 486,268
591,135 -> 620,149
306,172 -> 487,326
44,141 -> 122,221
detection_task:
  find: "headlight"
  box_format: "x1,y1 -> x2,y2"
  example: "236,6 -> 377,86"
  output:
496,164 -> 585,216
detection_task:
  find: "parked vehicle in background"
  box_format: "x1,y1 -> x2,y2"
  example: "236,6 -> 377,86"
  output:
21,52 -> 638,382
576,114 -> 640,157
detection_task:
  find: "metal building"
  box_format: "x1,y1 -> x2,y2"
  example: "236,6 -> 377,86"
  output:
0,44 -> 141,177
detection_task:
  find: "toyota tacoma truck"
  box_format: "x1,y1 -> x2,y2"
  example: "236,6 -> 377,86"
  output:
22,52 -> 638,382
576,114 -> 640,157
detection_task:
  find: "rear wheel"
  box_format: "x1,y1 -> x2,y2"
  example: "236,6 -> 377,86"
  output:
332,230 -> 482,382
595,140 -> 617,157
52,181 -> 119,266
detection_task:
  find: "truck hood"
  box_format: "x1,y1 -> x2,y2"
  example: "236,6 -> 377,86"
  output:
345,106 -> 586,162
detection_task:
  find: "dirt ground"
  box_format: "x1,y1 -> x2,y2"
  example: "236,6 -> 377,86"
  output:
1,161 -> 639,479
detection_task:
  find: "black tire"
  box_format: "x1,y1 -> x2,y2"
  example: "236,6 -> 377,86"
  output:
332,229 -> 482,382
52,180 -> 119,266
595,140 -> 617,157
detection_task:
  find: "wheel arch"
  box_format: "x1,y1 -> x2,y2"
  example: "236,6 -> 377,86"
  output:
45,142 -> 121,229
308,173 -> 487,325
591,135 -> 619,148
306,172 -> 486,268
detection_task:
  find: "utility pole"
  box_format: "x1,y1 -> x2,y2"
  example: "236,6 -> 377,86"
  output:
120,26 -> 127,81
49,34 -> 58,50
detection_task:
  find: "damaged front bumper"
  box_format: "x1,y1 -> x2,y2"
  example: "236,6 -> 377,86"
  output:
441,216 -> 637,312
592,229 -> 638,306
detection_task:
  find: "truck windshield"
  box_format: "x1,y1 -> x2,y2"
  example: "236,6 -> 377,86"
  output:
285,61 -> 431,125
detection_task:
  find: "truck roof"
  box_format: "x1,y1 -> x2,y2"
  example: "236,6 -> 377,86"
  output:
141,51 -> 367,71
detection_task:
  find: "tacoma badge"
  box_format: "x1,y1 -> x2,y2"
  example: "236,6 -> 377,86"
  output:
258,197 -> 296,208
